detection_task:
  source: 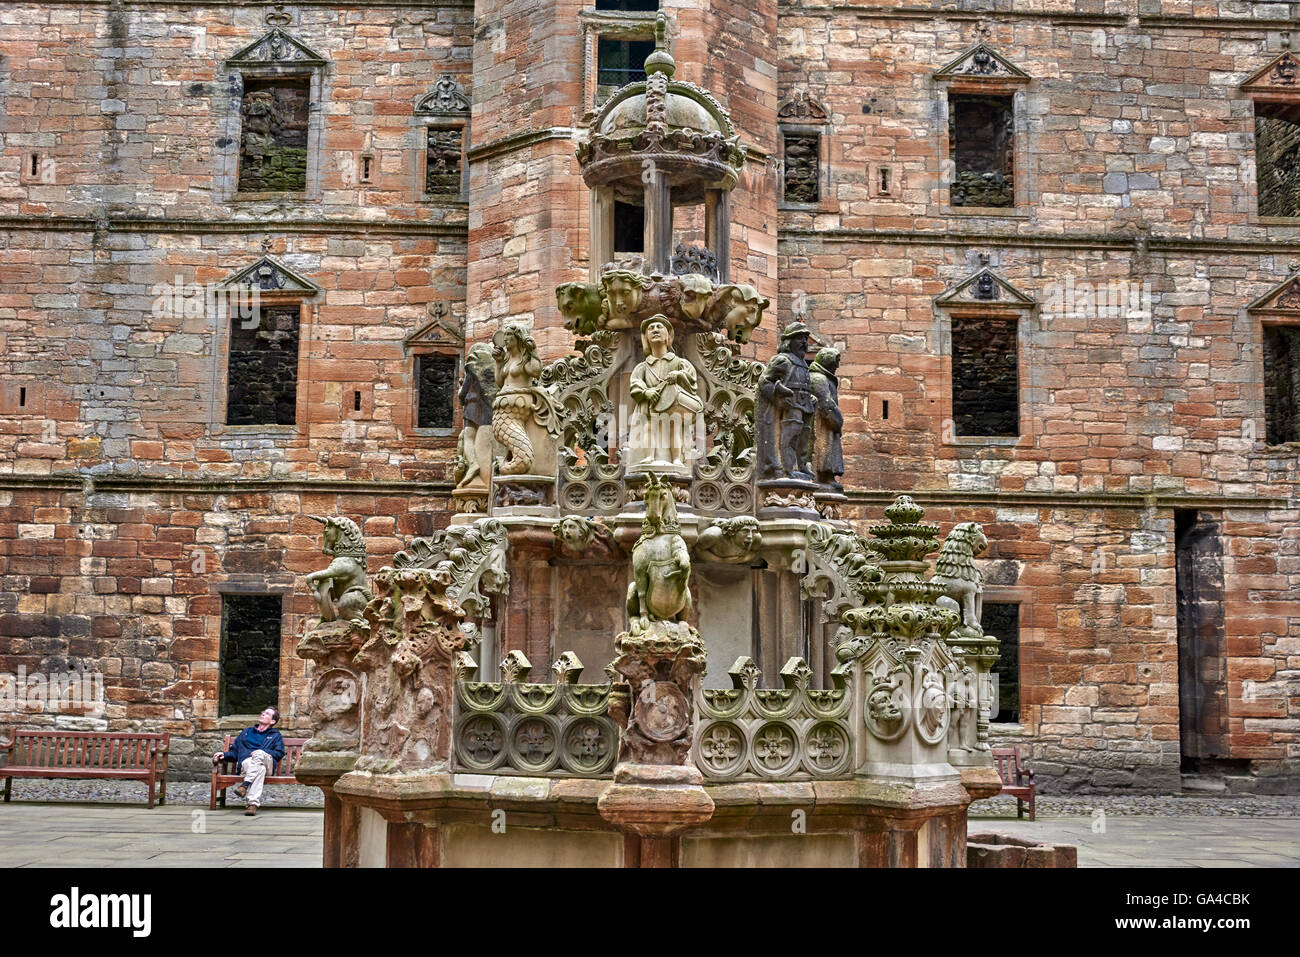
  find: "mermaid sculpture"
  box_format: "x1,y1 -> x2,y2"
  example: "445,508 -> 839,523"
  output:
490,323 -> 561,476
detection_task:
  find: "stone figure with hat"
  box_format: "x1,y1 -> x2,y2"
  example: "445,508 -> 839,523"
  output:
809,346 -> 844,491
756,321 -> 816,481
629,315 -> 704,467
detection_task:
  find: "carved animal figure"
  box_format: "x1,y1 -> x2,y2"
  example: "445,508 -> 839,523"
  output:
626,473 -> 693,623
556,281 -> 603,336
305,516 -> 371,623
931,522 -> 989,634
707,283 -> 769,343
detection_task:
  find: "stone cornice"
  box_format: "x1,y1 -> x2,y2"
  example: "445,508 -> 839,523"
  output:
0,216 -> 468,239
843,489 -> 1291,512
780,226 -> 1300,257
466,128 -> 581,164
781,4 -> 1300,32
0,0 -> 470,6
0,474 -> 455,496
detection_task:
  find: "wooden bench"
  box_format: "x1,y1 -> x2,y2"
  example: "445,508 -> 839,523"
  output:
210,735 -> 308,810
0,729 -> 170,808
992,746 -> 1036,821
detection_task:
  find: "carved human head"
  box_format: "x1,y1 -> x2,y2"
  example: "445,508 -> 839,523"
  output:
640,314 -> 675,353
779,320 -> 811,357
814,347 -> 840,374
602,269 -> 650,323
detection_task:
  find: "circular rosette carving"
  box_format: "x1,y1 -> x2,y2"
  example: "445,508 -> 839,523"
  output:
801,721 -> 851,776
634,680 -> 691,743
562,483 -> 592,510
509,715 -> 561,772
456,713 -> 507,771
696,721 -> 746,778
560,717 -> 615,774
915,671 -> 950,745
594,481 -> 622,511
750,722 -> 799,777
695,481 -> 722,511
864,682 -> 908,743
723,484 -> 751,512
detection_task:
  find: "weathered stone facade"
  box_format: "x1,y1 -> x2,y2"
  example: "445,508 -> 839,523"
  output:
2,0 -> 1299,792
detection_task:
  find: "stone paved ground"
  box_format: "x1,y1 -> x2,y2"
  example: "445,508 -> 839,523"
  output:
1,778 -> 325,808
971,793 -> 1300,818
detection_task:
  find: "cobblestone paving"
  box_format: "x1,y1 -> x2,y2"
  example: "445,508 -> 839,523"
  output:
1,777 -> 325,808
971,793 -> 1300,818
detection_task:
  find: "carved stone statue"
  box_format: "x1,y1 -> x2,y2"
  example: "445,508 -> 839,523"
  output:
756,321 -> 815,481
552,515 -> 620,558
454,343 -> 497,494
694,515 -> 762,564
931,522 -> 989,636
809,346 -> 844,492
491,323 -> 561,476
628,315 -> 704,467
305,516 -> 371,624
556,281 -> 603,337
626,472 -> 693,625
706,283 -> 769,344
678,273 -> 715,322
600,267 -> 651,330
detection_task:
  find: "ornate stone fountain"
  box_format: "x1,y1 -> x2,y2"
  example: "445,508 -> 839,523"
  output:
293,15 -> 1003,868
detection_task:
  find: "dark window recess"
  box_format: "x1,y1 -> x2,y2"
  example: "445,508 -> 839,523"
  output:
220,594 -> 282,717
782,132 -> 820,204
949,93 -> 1014,208
952,316 -> 1018,436
1255,102 -> 1300,218
416,353 -> 457,429
238,77 -> 309,193
226,305 -> 300,425
982,602 -> 1019,724
425,128 -> 463,196
1264,325 -> 1300,444
595,0 -> 658,10
613,201 -> 644,253
597,38 -> 653,91
1175,510 -> 1228,766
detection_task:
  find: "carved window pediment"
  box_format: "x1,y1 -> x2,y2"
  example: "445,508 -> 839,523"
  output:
934,43 -> 1030,84
934,267 -> 1035,310
226,29 -> 326,68
1247,273 -> 1300,313
1241,51 -> 1300,94
777,90 -> 829,123
405,304 -> 464,351
219,256 -> 319,295
416,75 -> 471,116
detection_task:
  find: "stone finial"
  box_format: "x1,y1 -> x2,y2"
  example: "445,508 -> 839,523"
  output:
500,650 -> 532,684
644,11 -> 675,78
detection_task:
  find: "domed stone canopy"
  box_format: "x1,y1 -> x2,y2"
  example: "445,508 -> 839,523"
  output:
577,12 -> 745,206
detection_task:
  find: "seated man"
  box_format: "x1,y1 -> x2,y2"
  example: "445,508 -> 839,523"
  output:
213,706 -> 286,816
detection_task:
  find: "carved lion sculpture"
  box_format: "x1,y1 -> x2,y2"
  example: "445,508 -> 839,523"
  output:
556,281 -> 603,337
305,516 -> 371,624
931,522 -> 989,635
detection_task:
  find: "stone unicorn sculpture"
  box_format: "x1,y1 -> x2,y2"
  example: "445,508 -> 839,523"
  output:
305,516 -> 372,624
626,472 -> 693,624
931,521 -> 988,636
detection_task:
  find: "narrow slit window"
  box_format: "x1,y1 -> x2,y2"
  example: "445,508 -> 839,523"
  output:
425,128 -> 463,196
949,93 -> 1014,208
416,353 -> 457,430
1264,324 -> 1300,443
613,201 -> 644,253
983,602 -> 1020,724
951,315 -> 1018,437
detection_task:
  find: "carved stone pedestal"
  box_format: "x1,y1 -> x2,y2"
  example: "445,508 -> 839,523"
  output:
492,474 -> 557,517
757,478 -> 820,520
814,490 -> 849,525
451,485 -> 489,522
625,466 -> 694,517
598,763 -> 715,867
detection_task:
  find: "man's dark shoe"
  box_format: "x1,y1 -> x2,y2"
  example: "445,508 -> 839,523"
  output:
233,782 -> 249,798
245,805 -> 258,816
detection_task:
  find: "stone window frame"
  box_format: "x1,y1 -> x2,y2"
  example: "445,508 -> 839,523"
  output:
777,91 -> 831,212
933,45 -> 1031,217
403,304 -> 464,440
220,30 -> 328,204
211,257 -> 320,438
982,587 -> 1030,733
211,583 -> 293,723
1241,51 -> 1300,226
579,8 -> 658,113
933,266 -> 1036,448
1246,271 -> 1300,451
415,76 -> 471,205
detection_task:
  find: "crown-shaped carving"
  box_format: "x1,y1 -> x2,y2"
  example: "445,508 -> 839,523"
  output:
226,29 -> 326,67
1241,51 -> 1300,91
934,43 -> 1029,82
219,256 -> 319,294
416,75 -> 471,115
1247,272 -> 1300,313
777,90 -> 829,122
934,267 -> 1035,309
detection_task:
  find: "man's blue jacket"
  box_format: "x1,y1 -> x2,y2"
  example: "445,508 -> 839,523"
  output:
224,725 -> 286,766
